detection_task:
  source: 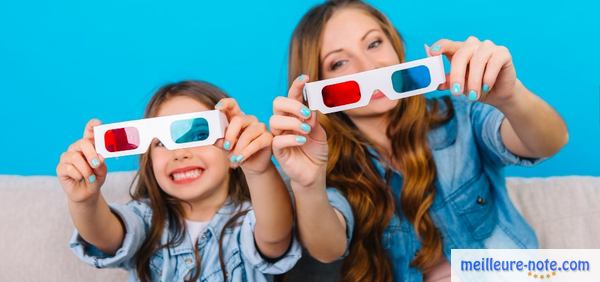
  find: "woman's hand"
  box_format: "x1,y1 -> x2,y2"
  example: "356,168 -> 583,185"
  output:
270,74 -> 329,189
56,119 -> 107,204
428,36 -> 518,108
215,98 -> 273,175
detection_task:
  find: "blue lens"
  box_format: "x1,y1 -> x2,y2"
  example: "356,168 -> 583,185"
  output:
170,118 -> 209,144
391,65 -> 431,93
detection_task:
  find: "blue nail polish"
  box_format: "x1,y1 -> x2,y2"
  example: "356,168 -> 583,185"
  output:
483,84 -> 490,93
215,101 -> 223,109
431,45 -> 441,52
223,141 -> 231,150
230,155 -> 238,163
300,106 -> 311,118
236,155 -> 244,162
296,136 -> 307,144
468,90 -> 478,101
300,123 -> 311,133
91,158 -> 99,168
297,74 -> 305,82
452,83 -> 461,95
89,175 -> 96,184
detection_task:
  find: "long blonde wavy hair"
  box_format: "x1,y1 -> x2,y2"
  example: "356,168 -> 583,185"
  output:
288,1 -> 454,281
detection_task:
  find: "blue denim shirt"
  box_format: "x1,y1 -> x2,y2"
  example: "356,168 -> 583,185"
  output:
69,199 -> 301,282
327,97 -> 545,282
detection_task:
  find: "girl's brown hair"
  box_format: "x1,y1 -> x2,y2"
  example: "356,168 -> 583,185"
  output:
288,1 -> 454,281
129,80 -> 251,281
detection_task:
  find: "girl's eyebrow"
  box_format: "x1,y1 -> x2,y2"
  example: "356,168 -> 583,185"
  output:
321,28 -> 379,62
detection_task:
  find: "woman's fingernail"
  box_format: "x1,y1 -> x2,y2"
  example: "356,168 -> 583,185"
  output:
297,74 -> 306,82
483,84 -> 490,93
215,101 -> 223,109
452,83 -> 462,95
300,106 -> 311,118
91,158 -> 99,168
230,155 -> 238,163
235,155 -> 244,163
468,90 -> 478,101
295,136 -> 307,144
223,141 -> 231,150
88,175 -> 96,184
431,45 -> 441,52
300,123 -> 311,133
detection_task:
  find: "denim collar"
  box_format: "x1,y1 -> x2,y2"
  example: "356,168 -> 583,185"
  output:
168,199 -> 250,256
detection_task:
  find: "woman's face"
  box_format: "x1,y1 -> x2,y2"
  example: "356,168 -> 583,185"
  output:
320,7 -> 401,118
150,96 -> 230,207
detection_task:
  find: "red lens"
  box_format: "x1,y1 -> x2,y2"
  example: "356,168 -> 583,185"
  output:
104,127 -> 140,152
321,80 -> 361,108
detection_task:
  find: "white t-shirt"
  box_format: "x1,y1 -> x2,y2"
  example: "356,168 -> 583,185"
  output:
185,219 -> 209,244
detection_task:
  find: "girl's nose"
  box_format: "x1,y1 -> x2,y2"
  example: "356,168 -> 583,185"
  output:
172,148 -> 192,161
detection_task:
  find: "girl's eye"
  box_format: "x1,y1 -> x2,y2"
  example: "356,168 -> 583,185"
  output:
368,39 -> 382,49
330,60 -> 347,71
154,141 -> 165,148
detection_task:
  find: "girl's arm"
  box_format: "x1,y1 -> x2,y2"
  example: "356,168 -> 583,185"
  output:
57,119 -> 124,254
215,99 -> 293,259
429,37 -> 568,158
270,76 -> 349,263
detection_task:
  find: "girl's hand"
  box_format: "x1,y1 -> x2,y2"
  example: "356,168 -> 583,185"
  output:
428,36 -> 518,108
270,75 -> 329,189
215,98 -> 273,175
56,119 -> 108,204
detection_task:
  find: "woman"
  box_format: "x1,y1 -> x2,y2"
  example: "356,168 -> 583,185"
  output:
269,0 -> 568,281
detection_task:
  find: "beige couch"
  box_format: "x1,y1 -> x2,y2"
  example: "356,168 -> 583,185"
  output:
1,172 -> 599,281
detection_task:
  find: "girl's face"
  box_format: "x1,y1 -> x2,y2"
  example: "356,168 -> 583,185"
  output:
150,96 -> 230,207
320,7 -> 401,118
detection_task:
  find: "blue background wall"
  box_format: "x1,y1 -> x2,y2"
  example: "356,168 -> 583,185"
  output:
0,0 -> 598,176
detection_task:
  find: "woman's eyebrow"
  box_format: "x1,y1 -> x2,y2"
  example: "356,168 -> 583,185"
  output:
321,29 -> 380,62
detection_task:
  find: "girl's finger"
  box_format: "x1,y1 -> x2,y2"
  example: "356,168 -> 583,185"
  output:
272,134 -> 308,152
79,138 -> 104,171
236,131 -> 273,165
57,162 -> 84,183
67,151 -> 96,184
230,122 -> 267,161
83,119 -> 102,141
215,98 -> 244,120
269,115 -> 311,136
223,115 -> 257,151
466,40 -> 495,101
273,96 -> 312,121
449,36 -> 480,96
288,74 -> 309,102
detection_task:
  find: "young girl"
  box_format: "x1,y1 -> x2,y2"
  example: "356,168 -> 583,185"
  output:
269,1 -> 568,282
57,81 -> 300,281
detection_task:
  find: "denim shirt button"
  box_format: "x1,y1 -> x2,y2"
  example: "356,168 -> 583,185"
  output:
185,258 -> 193,265
476,196 -> 485,205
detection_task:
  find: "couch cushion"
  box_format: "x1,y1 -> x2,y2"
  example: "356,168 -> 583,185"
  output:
1,172 -> 598,281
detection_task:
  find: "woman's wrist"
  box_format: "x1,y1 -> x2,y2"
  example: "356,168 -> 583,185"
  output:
492,79 -> 532,114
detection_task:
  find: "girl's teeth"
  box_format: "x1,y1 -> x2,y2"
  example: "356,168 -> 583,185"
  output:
172,169 -> 201,181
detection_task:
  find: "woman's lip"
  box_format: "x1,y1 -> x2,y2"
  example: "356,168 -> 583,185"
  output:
371,90 -> 385,100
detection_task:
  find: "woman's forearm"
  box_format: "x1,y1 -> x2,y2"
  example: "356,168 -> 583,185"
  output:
292,180 -> 347,263
68,195 -> 124,254
497,80 -> 569,158
245,164 -> 294,258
